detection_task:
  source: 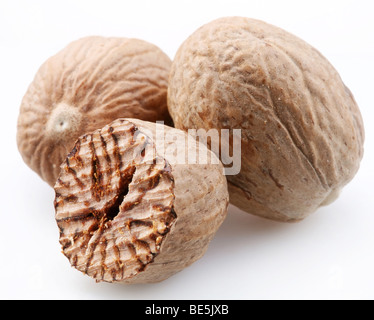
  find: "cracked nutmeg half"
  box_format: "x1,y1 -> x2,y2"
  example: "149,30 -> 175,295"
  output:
17,36 -> 172,187
168,16 -> 365,222
54,118 -> 228,283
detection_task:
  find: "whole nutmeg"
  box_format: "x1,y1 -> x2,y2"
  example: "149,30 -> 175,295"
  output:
17,36 -> 172,187
168,17 -> 365,222
54,118 -> 228,283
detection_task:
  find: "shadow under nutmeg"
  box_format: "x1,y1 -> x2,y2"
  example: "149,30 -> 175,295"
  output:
208,204 -> 296,256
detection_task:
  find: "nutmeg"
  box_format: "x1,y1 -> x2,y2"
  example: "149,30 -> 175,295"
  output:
55,118 -> 228,283
168,17 -> 365,222
17,36 -> 172,187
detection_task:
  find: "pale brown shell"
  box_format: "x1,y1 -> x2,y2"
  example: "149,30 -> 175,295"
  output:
168,17 -> 365,222
17,36 -> 172,187
55,118 -> 228,283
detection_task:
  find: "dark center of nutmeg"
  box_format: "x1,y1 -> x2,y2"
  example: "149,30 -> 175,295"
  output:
105,169 -> 135,222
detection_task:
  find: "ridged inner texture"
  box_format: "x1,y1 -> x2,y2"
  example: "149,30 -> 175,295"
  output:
55,119 -> 176,282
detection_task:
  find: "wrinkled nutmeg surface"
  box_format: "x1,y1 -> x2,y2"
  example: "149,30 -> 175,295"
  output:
168,17 -> 365,222
55,119 -> 228,283
17,36 -> 172,187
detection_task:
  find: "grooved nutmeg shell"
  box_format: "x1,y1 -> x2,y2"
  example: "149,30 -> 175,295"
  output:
55,118 -> 228,283
168,17 -> 365,222
17,36 -> 172,187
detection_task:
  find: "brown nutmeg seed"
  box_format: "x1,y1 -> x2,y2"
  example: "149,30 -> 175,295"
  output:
168,16 -> 365,222
55,118 -> 228,283
17,36 -> 172,187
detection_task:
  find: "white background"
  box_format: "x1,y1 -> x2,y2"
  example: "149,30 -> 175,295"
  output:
0,0 -> 373,300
